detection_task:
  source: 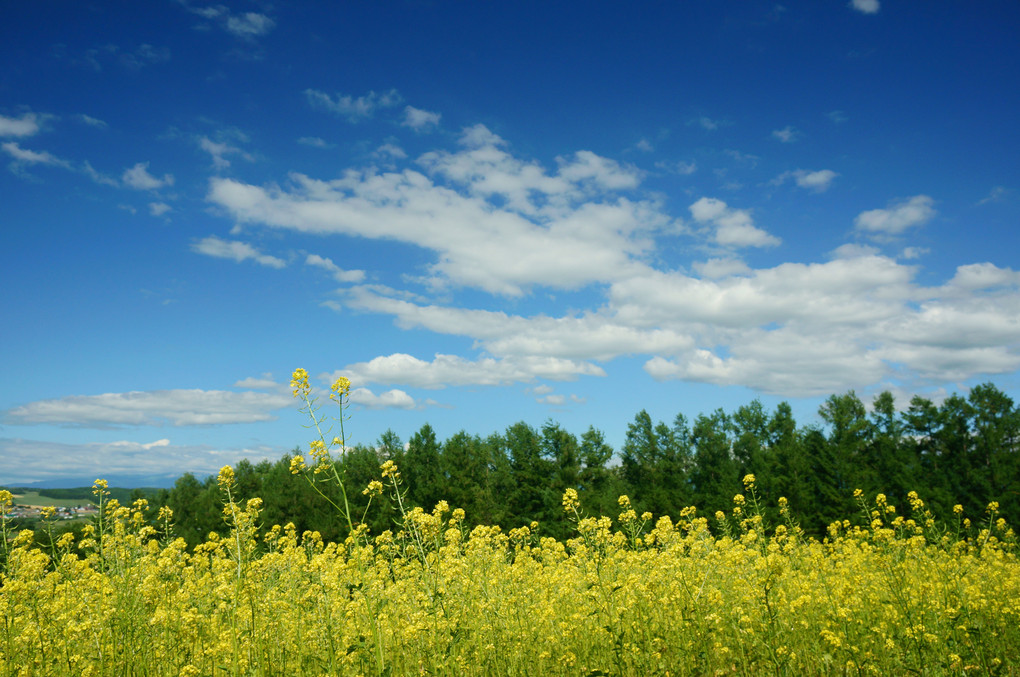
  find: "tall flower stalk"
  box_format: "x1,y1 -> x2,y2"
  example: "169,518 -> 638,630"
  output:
289,368 -> 360,541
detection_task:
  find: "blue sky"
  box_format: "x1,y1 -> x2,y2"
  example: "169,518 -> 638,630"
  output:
2,0 -> 1019,486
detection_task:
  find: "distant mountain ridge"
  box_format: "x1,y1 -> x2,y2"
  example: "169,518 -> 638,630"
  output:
2,473 -> 184,490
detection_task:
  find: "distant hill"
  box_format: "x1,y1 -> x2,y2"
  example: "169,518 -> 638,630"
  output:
2,473 -> 182,490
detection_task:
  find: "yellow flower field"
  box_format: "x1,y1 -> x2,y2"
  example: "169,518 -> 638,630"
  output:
1,371 -> 1016,676
2,474 -> 1017,676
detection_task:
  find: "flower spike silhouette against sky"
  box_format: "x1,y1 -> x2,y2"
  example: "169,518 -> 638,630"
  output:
1,1 -> 1019,485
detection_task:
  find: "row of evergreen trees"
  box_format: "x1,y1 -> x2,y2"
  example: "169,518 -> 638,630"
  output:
164,383 -> 1020,547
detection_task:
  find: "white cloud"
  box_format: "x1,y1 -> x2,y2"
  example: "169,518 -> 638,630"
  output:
2,142 -> 70,168
178,3 -> 275,44
149,202 -> 172,217
122,44 -> 171,69
199,136 -> 252,169
946,262 -> 1020,292
830,243 -> 880,259
774,169 -> 838,193
191,236 -> 287,268
226,12 -> 275,38
689,197 -> 781,248
0,112 -> 43,137
375,143 -> 407,159
77,114 -> 108,128
349,387 -> 417,410
772,126 -> 800,143
724,149 -> 759,168
655,159 -> 697,175
334,352 -> 605,389
402,106 -> 441,131
459,123 -> 505,148
335,255 -> 1020,397
342,287 -> 692,363
122,162 -> 174,190
200,128 -> 1020,397
81,43 -> 170,71
693,258 -> 751,279
900,246 -> 928,260
693,116 -> 725,130
233,373 -> 282,390
305,88 -> 402,121
854,195 -> 935,236
298,136 -> 332,148
794,169 -> 838,192
0,436 -> 281,485
556,151 -> 642,190
83,161 -> 118,186
978,186 -> 1010,205
207,126 -> 666,295
850,0 -> 880,14
183,3 -> 227,20
4,389 -> 293,427
304,253 -> 366,283
828,110 -> 849,124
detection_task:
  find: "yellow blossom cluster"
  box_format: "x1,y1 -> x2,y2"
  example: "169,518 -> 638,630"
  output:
2,482 -> 1018,676
3,373 -> 1016,675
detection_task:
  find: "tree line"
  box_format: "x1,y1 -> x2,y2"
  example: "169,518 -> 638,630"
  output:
160,383 -> 1019,547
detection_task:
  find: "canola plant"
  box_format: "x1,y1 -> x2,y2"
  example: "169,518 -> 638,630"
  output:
1,371 -> 1016,676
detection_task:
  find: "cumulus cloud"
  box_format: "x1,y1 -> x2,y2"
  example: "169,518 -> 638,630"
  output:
341,287 -> 692,363
830,243 -> 880,259
206,125 -> 664,295
334,352 -> 605,389
2,142 -> 70,168
0,437 -> 281,485
149,202 -> 172,217
298,136 -> 332,148
233,373 -> 282,390
198,135 -> 252,170
655,159 -> 697,175
77,114 -> 108,128
375,143 -> 407,159
79,43 -> 170,71
179,3 -> 275,41
83,161 -> 118,186
773,169 -> 838,192
772,126 -> 800,143
946,262 -> 1020,292
693,116 -> 726,131
854,195 -> 935,236
226,12 -> 275,39
121,44 -> 171,70
978,186 -> 1010,205
0,112 -> 44,137
794,169 -> 838,192
191,236 -> 286,268
305,89 -> 402,121
122,162 -> 174,190
692,257 -> 751,279
689,197 -> 781,248
402,106 -> 441,131
198,126 -> 1020,397
850,0 -> 880,14
4,389 -> 292,427
349,387 -> 417,410
337,254 -> 1020,397
304,253 -> 365,283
